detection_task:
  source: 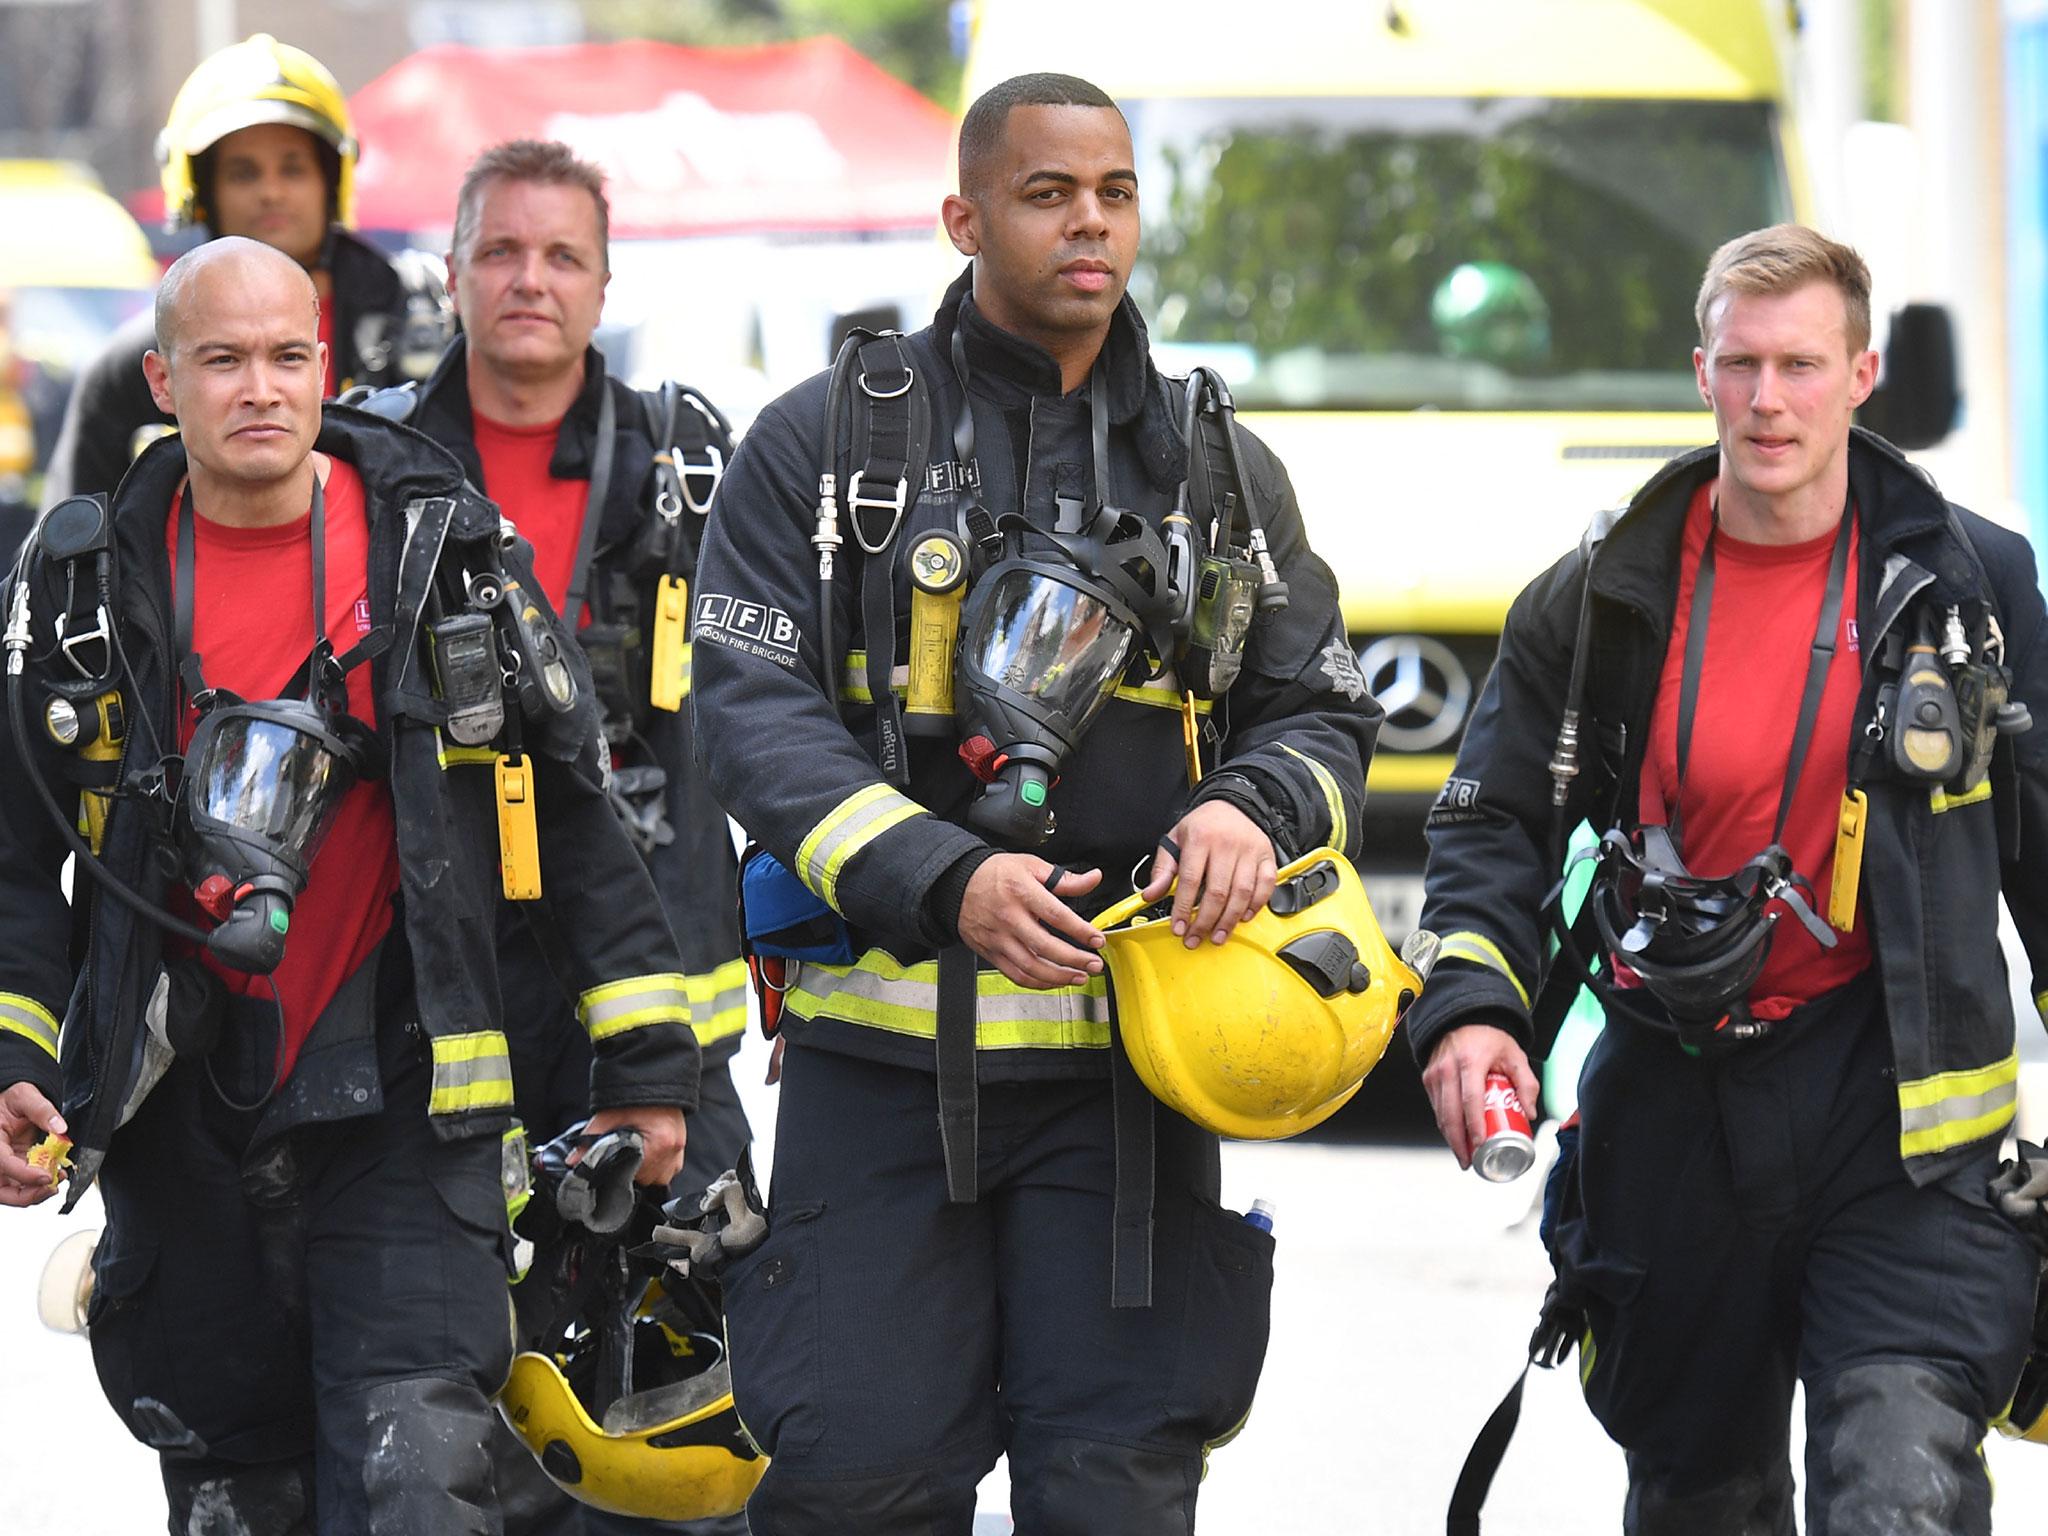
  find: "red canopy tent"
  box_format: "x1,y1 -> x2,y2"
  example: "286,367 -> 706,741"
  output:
347,36 -> 954,238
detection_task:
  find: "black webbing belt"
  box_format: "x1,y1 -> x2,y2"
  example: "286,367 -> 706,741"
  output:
561,380 -> 618,628
1109,999 -> 1157,1309
850,334 -> 920,786
936,942 -> 979,1204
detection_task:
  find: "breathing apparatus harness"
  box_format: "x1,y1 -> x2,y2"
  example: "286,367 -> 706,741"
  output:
7,485 -> 386,973
358,370 -> 728,859
1450,485 -> 2039,1532
766,326 -> 1294,1306
1549,499 -> 1851,1054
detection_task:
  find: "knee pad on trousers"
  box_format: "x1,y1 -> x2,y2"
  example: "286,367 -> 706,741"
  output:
1807,1360 -> 1988,1536
165,1459 -> 315,1536
1007,1433 -> 1200,1536
1622,1451 -> 1795,1536
745,1463 -> 980,1536
324,1376 -> 500,1536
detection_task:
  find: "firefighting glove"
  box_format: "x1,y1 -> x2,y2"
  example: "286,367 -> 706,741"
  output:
1988,1143 -> 2048,1254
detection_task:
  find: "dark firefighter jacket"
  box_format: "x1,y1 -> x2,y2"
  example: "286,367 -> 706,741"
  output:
376,341 -> 747,1070
1406,429 -> 2048,1185
0,405 -> 699,1205
692,269 -> 1380,1079
43,229 -> 441,504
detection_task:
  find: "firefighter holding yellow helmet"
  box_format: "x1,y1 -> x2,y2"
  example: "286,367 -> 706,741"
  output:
42,34 -> 449,503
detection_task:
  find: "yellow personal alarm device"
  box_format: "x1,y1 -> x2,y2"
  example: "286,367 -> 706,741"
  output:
650,574 -> 691,713
1829,787 -> 1868,932
496,753 -> 543,900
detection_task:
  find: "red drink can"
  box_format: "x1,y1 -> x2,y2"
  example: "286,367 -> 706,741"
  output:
1475,1071 -> 1535,1183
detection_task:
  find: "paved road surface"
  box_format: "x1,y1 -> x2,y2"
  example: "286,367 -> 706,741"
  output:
7,1028 -> 2046,1532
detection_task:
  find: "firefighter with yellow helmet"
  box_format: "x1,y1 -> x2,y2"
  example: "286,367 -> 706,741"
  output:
42,34 -> 449,503
688,72 -> 1398,1532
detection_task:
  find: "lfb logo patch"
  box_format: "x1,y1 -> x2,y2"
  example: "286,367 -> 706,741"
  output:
693,591 -> 803,667
354,597 -> 374,633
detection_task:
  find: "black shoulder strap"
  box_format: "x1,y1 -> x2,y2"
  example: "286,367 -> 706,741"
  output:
838,332 -> 930,785
640,380 -> 729,518
563,379 -> 618,625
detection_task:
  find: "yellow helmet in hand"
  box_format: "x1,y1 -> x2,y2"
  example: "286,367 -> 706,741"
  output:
1095,847 -> 1420,1139
157,34 -> 358,230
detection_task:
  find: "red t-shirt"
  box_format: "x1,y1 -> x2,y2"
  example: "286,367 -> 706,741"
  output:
473,412 -> 590,621
1636,481 -> 1873,1017
167,459 -> 401,1082
318,303 -> 337,398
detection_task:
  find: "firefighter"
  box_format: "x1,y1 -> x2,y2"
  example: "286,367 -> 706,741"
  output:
0,237 -> 696,1534
43,33 -> 450,503
358,138 -> 751,1535
690,74 -> 1378,1533
1411,225 -> 2048,1533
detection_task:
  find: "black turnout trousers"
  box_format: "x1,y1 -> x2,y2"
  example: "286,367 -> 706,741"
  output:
721,1043 -> 1275,1536
88,1001 -> 515,1536
1556,971 -> 2039,1536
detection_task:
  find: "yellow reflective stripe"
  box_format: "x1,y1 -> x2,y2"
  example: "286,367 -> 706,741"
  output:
2035,990 -> 2048,1027
1279,744 -> 1348,855
839,651 -> 909,705
1579,1328 -> 1598,1389
0,993 -> 59,1060
1931,780 -> 1993,813
794,784 -> 925,911
789,949 -> 1111,1048
429,1030 -> 514,1114
687,958 -> 750,1045
1898,1051 -> 2019,1159
1114,678 -> 1213,714
1437,931 -> 1531,1010
579,972 -> 690,1042
434,729 -> 499,770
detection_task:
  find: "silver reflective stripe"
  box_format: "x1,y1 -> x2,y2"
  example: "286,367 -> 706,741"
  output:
429,1030 -> 515,1115
1897,1053 -> 2019,1161
0,994 -> 59,1059
579,974 -> 691,1042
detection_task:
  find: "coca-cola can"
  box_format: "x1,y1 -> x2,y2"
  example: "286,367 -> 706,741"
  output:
1475,1071 -> 1535,1183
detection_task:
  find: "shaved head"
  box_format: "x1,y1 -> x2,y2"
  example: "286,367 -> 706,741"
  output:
154,235 -> 320,358
143,233 -> 328,504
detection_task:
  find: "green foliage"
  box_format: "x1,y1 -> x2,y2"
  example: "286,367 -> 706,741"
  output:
1139,100 -> 1783,387
582,0 -> 960,105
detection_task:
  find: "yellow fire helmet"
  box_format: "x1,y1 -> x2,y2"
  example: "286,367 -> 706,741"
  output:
498,1309 -> 766,1519
1093,847 -> 1421,1139
156,33 -> 358,230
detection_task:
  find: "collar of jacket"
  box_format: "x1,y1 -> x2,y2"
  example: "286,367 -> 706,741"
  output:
411,339 -> 649,556
931,264 -> 1185,494
413,340 -> 617,482
324,226 -> 407,316
1586,427 -> 1972,618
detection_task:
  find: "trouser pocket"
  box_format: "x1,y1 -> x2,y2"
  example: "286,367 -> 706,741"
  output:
722,1200 -> 826,1458
1162,1200 -> 1276,1448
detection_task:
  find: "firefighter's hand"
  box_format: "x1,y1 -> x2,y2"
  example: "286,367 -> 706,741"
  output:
0,1083 -> 66,1208
958,855 -> 1105,990
585,1105 -> 687,1188
1424,1023 -> 1541,1171
1142,801 -> 1278,949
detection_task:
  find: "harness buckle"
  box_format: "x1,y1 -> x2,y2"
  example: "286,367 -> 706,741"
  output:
674,444 -> 724,516
846,471 -> 909,555
55,603 -> 113,683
